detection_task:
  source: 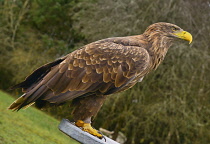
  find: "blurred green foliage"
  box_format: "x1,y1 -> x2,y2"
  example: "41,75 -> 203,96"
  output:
0,0 -> 210,144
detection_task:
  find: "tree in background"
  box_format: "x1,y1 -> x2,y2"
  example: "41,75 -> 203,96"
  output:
0,0 -> 85,89
0,0 -> 210,144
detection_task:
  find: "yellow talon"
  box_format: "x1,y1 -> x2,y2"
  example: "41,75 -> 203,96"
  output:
75,120 -> 84,127
75,120 -> 103,138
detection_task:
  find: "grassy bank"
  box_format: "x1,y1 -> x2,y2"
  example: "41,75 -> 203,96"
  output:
0,90 -> 78,144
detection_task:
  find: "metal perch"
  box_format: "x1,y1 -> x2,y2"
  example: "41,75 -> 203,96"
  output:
59,119 -> 120,144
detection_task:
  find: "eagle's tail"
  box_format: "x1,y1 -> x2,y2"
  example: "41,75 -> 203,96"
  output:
8,58 -> 66,111
8,83 -> 87,111
8,82 -> 49,111
8,94 -> 34,111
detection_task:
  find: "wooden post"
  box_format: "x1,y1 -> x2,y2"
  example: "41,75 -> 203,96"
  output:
59,119 -> 120,144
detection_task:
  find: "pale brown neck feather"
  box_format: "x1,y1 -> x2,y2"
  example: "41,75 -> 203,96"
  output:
143,32 -> 173,70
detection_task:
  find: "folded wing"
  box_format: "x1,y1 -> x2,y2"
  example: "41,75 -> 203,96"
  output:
9,38 -> 151,110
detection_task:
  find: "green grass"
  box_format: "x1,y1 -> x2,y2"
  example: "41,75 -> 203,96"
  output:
0,90 -> 78,144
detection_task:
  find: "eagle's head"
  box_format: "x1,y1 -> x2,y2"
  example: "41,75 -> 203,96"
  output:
144,22 -> 193,44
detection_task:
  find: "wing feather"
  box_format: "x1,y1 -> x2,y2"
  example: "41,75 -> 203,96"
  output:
15,37 -> 151,107
45,40 -> 150,96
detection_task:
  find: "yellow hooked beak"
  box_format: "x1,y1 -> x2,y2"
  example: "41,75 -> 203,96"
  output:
174,31 -> 193,44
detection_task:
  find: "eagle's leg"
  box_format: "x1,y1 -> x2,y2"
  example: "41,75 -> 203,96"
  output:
72,95 -> 106,138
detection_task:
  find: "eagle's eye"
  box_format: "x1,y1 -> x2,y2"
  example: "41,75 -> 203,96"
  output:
171,27 -> 179,31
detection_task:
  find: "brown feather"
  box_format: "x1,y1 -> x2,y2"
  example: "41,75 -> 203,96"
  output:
82,73 -> 91,83
99,82 -> 113,93
103,72 -> 112,83
46,72 -> 63,91
115,66 -> 128,87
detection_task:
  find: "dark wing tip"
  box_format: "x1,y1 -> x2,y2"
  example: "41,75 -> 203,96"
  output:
9,83 -> 24,90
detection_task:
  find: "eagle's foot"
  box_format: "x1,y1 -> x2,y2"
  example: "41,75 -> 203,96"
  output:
75,120 -> 103,138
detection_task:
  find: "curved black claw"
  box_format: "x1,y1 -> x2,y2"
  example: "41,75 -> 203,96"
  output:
91,125 -> 106,141
97,130 -> 106,141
